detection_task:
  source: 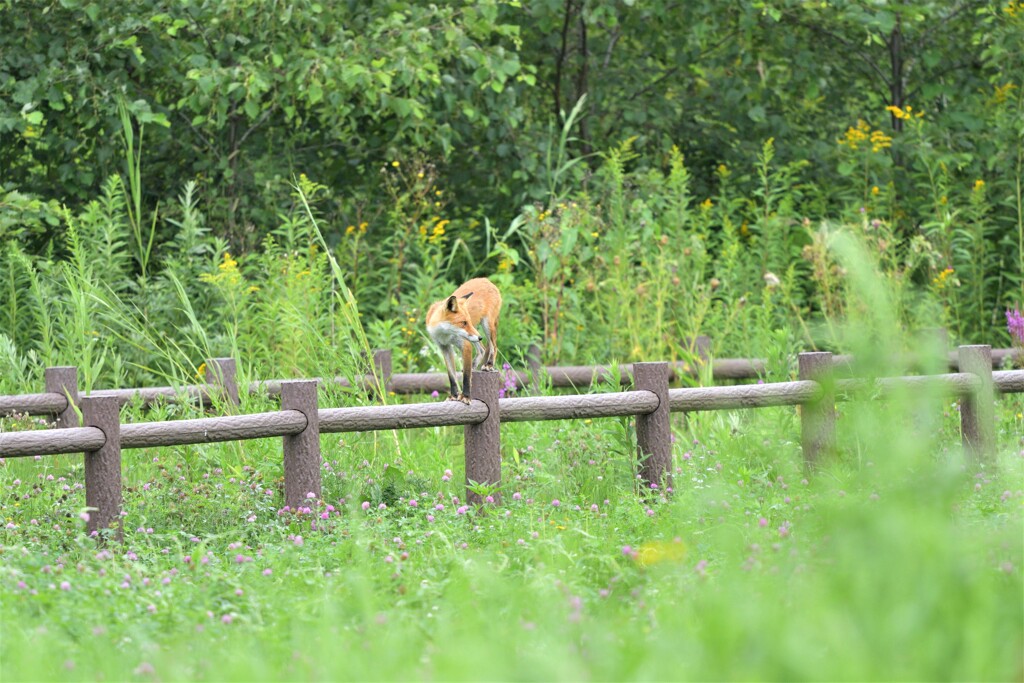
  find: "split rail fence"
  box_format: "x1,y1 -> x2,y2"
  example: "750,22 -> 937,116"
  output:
1,343 -> 1022,539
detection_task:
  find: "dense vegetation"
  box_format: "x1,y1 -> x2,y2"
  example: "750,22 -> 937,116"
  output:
2,0 -> 1023,388
1,2 -> 1023,680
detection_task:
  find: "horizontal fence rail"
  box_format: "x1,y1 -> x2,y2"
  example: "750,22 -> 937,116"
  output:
669,380 -> 822,411
0,427 -> 107,458
4,341 -> 1020,417
121,411 -> 308,449
1,346 -> 1022,540
499,390 -> 660,422
320,400 -> 488,433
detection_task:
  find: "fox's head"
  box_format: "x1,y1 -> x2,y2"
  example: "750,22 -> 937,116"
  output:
427,292 -> 481,344
443,294 -> 481,342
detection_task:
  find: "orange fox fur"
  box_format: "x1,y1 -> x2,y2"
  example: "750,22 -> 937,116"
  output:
425,277 -> 502,403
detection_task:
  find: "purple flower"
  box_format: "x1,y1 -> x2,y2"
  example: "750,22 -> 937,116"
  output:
1007,308 -> 1024,345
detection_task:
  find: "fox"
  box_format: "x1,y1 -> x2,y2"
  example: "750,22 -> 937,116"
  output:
425,277 -> 502,404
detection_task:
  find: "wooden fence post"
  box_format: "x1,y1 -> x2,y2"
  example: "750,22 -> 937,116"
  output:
372,349 -> 393,396
527,343 -> 543,394
958,345 -> 995,463
281,380 -> 321,508
634,362 -> 672,493
205,357 -> 239,408
80,396 -> 122,540
45,366 -> 78,429
465,370 -> 501,506
798,352 -> 835,468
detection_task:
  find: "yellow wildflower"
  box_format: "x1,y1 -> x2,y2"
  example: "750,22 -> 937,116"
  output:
871,186 -> 880,196
869,129 -> 892,152
932,267 -> 956,290
973,179 -> 985,192
196,362 -> 207,379
633,539 -> 687,568
346,225 -> 356,236
838,119 -> 870,150
700,198 -> 713,210
992,83 -> 1016,104
391,160 -> 400,168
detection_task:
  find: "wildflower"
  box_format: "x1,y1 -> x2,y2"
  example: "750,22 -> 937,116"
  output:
60,581 -> 71,591
1007,308 -> 1024,345
700,198 -> 713,210
973,179 -> 985,192
992,82 -> 1017,104
361,501 -> 370,511
871,186 -> 880,196
633,539 -> 687,567
838,119 -> 870,150
391,160 -> 400,168
551,499 -> 561,507
763,272 -> 780,288
932,267 -> 956,290
869,129 -> 892,152
886,104 -> 924,120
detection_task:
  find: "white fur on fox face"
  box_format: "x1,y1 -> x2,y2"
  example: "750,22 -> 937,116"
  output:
428,322 -> 480,346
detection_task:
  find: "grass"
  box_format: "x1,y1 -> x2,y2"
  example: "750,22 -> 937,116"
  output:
2,379 -> 1022,681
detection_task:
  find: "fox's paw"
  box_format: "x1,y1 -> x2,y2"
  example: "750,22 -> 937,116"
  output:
457,393 -> 472,405
481,364 -> 497,372
445,394 -> 462,402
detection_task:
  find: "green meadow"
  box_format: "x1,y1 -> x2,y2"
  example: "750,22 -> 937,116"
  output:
3,2 -> 1023,680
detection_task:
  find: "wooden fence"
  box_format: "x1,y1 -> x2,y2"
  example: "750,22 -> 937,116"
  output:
1,345 -> 1022,539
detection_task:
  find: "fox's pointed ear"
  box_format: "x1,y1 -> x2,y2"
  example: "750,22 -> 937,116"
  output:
446,295 -> 459,313
460,291 -> 474,300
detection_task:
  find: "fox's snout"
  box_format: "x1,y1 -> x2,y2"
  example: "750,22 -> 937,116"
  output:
466,333 -> 481,343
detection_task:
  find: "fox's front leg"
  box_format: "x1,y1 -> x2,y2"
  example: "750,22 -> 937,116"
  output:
457,340 -> 473,403
442,346 -> 461,401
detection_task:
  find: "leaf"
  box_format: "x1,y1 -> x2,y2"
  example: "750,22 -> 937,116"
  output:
308,81 -> 323,105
